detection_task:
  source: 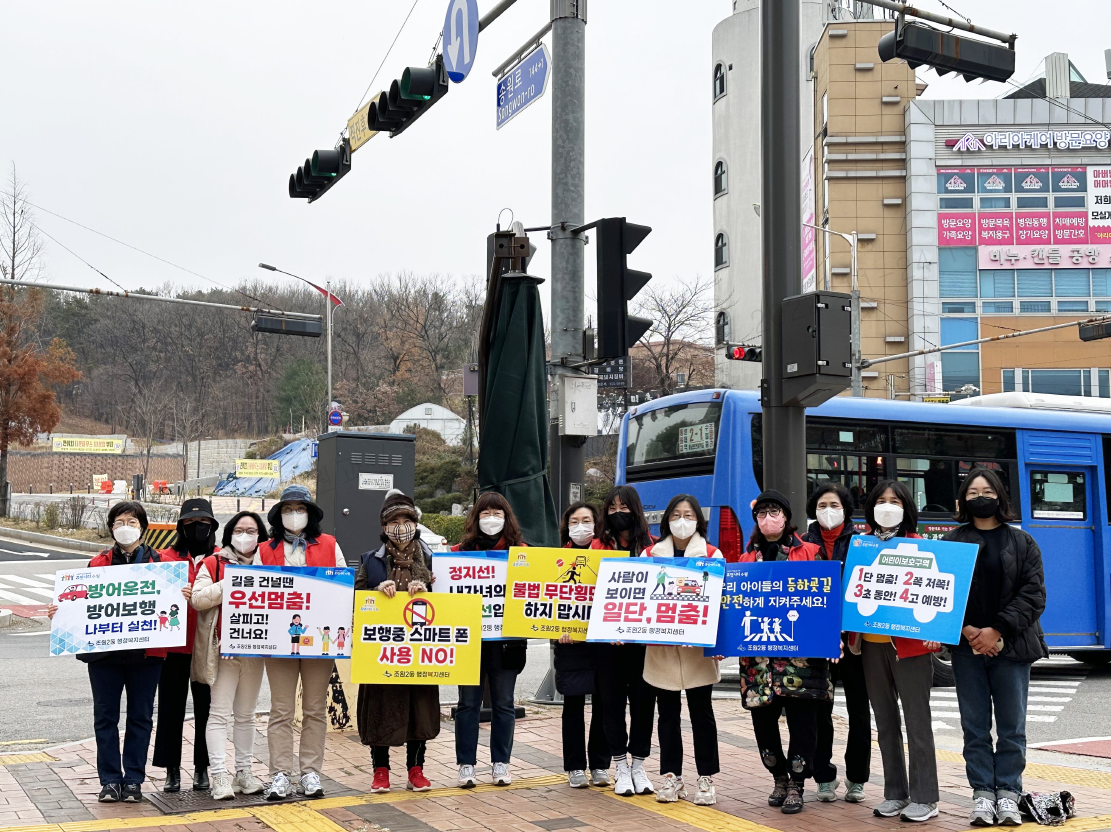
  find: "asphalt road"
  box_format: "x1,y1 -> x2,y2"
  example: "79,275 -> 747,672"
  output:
0,536 -> 93,563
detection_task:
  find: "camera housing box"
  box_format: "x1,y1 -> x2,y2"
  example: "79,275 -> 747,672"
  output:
780,291 -> 852,407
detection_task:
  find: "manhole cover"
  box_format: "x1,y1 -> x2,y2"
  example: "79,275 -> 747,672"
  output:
37,698 -> 94,707
145,788 -> 275,814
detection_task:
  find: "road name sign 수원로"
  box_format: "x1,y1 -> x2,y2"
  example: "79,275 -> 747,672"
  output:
496,44 -> 550,130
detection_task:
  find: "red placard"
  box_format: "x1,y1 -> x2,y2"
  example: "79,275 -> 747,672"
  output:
938,212 -> 975,246
977,212 -> 1014,245
1015,211 -> 1051,244
1052,211 -> 1089,244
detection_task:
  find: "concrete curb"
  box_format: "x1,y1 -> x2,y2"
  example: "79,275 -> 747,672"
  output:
0,609 -> 11,627
0,527 -> 104,553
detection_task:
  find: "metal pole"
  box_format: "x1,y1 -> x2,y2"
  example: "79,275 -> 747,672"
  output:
854,0 -> 1017,46
850,231 -> 862,397
326,277 -> 333,409
761,0 -> 806,513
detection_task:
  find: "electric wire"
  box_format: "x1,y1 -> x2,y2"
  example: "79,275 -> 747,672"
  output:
353,0 -> 422,116
29,223 -> 127,293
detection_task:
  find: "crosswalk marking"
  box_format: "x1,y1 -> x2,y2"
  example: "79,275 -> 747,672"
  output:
0,589 -> 42,605
4,576 -> 52,588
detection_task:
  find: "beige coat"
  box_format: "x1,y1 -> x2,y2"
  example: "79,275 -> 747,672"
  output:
190,547 -> 262,684
641,533 -> 723,691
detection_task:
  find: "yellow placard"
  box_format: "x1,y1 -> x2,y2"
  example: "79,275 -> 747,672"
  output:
923,396 -> 951,404
501,546 -> 629,640
347,99 -> 379,153
52,436 -> 124,454
235,459 -> 280,478
351,591 -> 481,685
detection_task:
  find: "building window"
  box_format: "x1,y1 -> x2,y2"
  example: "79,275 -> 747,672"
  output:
1002,369 -> 1015,391
979,197 -> 1011,209
1093,270 -> 1111,295
1017,270 -> 1052,297
1055,195 -> 1086,208
939,197 -> 974,209
676,372 -> 688,387
1010,368 -> 1109,398
714,233 -> 729,269
1097,300 -> 1111,313
1055,271 -> 1090,296
713,63 -> 726,100
715,311 -> 731,345
980,270 -> 1015,298
941,317 -> 978,351
983,301 -> 1014,314
942,302 -> 976,313
1017,196 -> 1049,209
942,352 -> 980,397
939,247 -> 977,297
1058,301 -> 1090,312
1020,301 -> 1052,314
714,160 -> 728,196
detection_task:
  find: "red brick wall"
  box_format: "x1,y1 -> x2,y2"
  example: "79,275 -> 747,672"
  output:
5,452 -> 184,493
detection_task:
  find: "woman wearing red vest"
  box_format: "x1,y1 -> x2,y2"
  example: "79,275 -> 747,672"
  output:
190,511 -> 269,800
154,498 -> 217,793
260,484 -> 346,801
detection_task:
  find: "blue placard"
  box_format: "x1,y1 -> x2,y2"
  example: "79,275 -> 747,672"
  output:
708,561 -> 843,659
442,0 -> 479,83
841,536 -> 978,645
496,44 -> 551,130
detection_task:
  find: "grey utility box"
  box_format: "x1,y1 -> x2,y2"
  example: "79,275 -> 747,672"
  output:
781,291 -> 852,408
316,431 -> 416,565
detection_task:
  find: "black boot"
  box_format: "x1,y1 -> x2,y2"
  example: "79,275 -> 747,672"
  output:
781,780 -> 804,814
163,767 -> 181,793
767,775 -> 788,807
193,768 -> 209,791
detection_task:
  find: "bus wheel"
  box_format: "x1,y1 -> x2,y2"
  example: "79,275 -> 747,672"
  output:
931,648 -> 955,687
1067,651 -> 1111,666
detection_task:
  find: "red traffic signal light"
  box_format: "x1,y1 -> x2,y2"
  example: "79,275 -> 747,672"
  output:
727,344 -> 762,362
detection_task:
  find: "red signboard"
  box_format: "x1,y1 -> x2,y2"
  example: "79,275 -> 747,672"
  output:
938,212 -> 975,246
1052,211 -> 1089,244
1015,211 -> 1051,244
977,212 -> 1014,245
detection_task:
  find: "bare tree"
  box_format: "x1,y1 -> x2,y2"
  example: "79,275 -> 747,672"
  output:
631,275 -> 714,397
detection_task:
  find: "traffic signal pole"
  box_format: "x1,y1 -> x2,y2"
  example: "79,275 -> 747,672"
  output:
760,0 -> 807,512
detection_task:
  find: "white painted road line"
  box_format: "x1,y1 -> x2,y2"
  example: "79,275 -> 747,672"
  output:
0,589 -> 42,604
5,576 -> 53,588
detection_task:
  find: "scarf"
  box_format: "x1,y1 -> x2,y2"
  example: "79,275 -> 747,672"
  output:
386,538 -> 431,591
820,525 -> 842,558
875,528 -> 898,541
283,528 -> 308,554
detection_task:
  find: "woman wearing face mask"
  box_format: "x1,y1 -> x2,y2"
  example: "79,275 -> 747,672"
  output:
355,491 -> 439,794
642,494 -> 722,807
451,492 -> 527,788
189,512 -> 269,800
801,483 -> 870,806
593,485 -> 657,798
46,502 -> 165,804
943,469 -> 1046,828
555,502 -> 610,789
857,480 -> 942,823
260,485 -> 346,801
738,490 -> 827,815
153,498 -> 216,793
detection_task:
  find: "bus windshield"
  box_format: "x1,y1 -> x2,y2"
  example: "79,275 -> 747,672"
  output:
626,401 -> 722,480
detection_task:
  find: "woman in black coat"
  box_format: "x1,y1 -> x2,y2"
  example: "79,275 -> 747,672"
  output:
942,467 -> 1048,828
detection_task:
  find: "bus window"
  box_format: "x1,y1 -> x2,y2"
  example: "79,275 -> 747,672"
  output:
892,426 -> 1015,459
1030,471 -> 1087,520
897,457 -> 1014,514
626,401 -> 722,481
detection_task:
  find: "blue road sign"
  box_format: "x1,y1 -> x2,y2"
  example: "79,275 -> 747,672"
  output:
328,409 -> 343,426
496,44 -> 551,130
311,441 -> 318,459
442,0 -> 479,83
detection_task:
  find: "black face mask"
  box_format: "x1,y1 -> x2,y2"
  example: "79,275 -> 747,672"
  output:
184,522 -> 214,554
607,511 -> 634,533
967,496 -> 999,519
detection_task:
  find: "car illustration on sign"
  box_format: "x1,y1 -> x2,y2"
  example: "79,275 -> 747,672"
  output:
58,584 -> 89,602
844,541 -> 956,623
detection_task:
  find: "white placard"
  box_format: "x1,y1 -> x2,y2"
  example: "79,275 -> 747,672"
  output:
359,473 -> 394,491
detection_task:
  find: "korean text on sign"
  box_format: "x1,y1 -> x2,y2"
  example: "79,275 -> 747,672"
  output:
501,547 -> 628,640
841,537 -> 977,645
431,550 -> 509,639
220,565 -> 354,659
711,561 -> 842,659
50,561 -> 189,656
350,592 -> 481,685
586,556 -> 725,648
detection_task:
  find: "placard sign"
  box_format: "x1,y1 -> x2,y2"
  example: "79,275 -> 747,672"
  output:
586,556 -> 726,648
431,550 -> 508,638
50,561 -> 189,656
220,565 -> 355,659
350,591 -> 481,685
708,561 -> 842,659
841,537 -> 977,644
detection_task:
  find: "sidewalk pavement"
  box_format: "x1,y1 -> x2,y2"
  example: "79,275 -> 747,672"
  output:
0,700 -> 1108,832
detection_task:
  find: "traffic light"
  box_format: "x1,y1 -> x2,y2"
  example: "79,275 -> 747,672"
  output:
726,344 -> 762,362
877,20 -> 1015,83
252,315 -> 323,338
1079,320 -> 1111,341
289,140 -> 351,202
595,217 -> 652,361
366,55 -> 449,137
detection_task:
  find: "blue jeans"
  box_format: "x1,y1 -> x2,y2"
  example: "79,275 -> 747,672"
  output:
951,643 -> 1031,797
87,658 -> 163,785
454,657 -> 520,765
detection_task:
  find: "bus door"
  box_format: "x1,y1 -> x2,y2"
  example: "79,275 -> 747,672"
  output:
1027,467 -> 1100,646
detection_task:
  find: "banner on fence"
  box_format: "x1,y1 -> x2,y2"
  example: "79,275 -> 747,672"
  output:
586,556 -> 726,648
234,459 -> 280,479
350,591 -> 481,685
431,551 -> 508,639
50,561 -> 188,656
220,565 -> 355,659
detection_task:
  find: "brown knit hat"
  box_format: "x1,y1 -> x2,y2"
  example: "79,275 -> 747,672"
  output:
380,490 -> 419,525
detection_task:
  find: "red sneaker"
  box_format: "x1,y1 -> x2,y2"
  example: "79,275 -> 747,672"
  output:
371,767 -> 390,793
407,766 -> 431,792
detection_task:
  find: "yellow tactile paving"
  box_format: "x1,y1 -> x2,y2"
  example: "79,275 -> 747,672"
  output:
935,748 -> 1111,790
311,773 -> 567,808
251,802 -> 349,832
2,808 -> 253,832
599,791 -> 785,832
0,753 -> 57,766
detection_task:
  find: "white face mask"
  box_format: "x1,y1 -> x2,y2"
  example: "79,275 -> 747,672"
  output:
113,526 -> 142,547
670,517 -> 697,540
478,515 -> 505,537
873,503 -> 905,531
568,522 -> 594,546
816,507 -> 844,530
284,510 -> 308,532
232,532 -> 258,554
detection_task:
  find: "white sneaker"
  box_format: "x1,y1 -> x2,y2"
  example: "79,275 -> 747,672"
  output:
210,772 -> 234,801
264,772 -> 291,801
492,762 -> 512,786
613,759 -> 634,797
233,770 -> 265,795
656,773 -> 685,803
458,764 -> 477,789
590,768 -> 611,787
630,758 -> 654,795
691,776 -> 716,806
970,795 -> 997,827
297,771 -> 324,798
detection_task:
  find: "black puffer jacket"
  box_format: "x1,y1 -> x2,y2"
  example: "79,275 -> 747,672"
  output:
801,520 -> 856,569
942,523 -> 1049,663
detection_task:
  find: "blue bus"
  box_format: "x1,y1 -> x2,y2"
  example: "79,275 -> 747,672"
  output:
616,388 -> 1111,665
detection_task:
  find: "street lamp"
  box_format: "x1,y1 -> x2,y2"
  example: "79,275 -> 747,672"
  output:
802,223 -> 860,397
258,263 -> 341,416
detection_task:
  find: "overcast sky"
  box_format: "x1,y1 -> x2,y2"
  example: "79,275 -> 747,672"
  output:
1,0 -> 1107,319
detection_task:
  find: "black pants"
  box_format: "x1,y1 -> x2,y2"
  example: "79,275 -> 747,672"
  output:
750,698 -> 820,783
562,694 -> 610,771
595,643 -> 656,759
88,658 -> 162,786
813,648 -> 871,784
655,684 -> 719,778
152,652 -> 211,770
371,741 -> 426,770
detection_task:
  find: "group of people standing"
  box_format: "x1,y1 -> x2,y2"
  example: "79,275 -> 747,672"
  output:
55,469 -> 1047,827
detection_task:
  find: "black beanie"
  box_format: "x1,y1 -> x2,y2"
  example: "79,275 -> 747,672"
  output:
752,489 -> 792,521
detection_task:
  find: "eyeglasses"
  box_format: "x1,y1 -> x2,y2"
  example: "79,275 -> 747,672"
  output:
112,518 -> 142,529
755,508 -> 783,519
